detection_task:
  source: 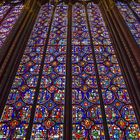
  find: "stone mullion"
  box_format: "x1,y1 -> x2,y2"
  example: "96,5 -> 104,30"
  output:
64,3 -> 72,140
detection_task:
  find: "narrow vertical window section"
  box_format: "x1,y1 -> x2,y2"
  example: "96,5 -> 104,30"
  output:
0,3 -> 53,139
0,4 -> 23,48
31,3 -> 68,139
88,3 -> 140,139
72,3 -> 105,139
116,1 -> 140,47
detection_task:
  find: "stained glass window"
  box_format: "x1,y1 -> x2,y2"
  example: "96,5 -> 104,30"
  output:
0,3 -> 53,139
116,1 -> 140,47
0,4 -> 23,48
130,1 -> 140,17
0,4 -> 11,21
72,3 -> 104,139
0,1 -> 140,139
88,3 -> 140,139
31,3 -> 68,139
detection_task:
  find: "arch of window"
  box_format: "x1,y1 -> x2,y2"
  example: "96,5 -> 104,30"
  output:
0,1 -> 140,139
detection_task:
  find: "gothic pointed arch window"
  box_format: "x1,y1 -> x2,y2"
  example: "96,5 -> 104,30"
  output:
0,1 -> 24,48
0,1 -> 140,139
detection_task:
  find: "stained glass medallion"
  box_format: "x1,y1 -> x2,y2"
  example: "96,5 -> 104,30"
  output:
0,1 -> 140,139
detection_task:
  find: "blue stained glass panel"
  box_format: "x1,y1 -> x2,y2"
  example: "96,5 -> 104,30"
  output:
130,2 -> 140,17
0,3 -> 53,139
0,1 -> 140,139
0,4 -> 11,21
88,3 -> 140,139
72,3 -> 105,139
116,1 -> 140,47
31,3 -> 68,139
0,4 -> 23,48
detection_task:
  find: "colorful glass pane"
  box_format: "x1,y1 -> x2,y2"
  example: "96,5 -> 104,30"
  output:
0,4 -> 11,21
130,2 -> 140,17
0,1 -> 140,139
88,3 -> 140,139
116,1 -> 140,47
31,3 -> 67,139
72,3 -> 105,139
0,3 -> 53,139
0,4 -> 23,48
